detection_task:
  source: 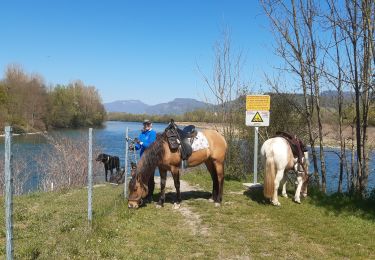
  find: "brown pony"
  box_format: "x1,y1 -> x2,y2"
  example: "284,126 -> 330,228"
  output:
127,129 -> 227,209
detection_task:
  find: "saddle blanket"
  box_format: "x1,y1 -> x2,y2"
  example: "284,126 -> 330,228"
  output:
190,131 -> 209,152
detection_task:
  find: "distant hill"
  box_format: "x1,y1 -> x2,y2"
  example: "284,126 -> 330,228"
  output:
104,98 -> 209,115
321,90 -> 352,99
270,90 -> 353,109
320,90 -> 353,108
104,100 -> 148,114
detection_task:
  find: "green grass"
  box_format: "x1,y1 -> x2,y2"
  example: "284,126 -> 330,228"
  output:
1,171 -> 374,259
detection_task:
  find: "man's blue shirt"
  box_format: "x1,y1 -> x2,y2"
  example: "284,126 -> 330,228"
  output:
135,128 -> 157,157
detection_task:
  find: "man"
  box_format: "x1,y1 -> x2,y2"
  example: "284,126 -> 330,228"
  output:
134,119 -> 157,157
133,119 -> 157,202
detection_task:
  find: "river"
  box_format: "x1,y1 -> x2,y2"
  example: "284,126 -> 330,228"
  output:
0,121 -> 374,194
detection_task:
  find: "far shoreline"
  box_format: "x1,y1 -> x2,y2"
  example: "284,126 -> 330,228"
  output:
0,131 -> 47,138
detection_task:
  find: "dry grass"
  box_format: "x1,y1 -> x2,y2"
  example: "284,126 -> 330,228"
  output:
0,133 -> 103,195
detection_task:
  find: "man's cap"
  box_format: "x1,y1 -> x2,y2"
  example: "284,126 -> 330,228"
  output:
143,119 -> 151,124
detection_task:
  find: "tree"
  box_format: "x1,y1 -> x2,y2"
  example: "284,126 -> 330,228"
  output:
198,28 -> 250,179
2,64 -> 48,132
261,0 -> 327,191
261,0 -> 374,196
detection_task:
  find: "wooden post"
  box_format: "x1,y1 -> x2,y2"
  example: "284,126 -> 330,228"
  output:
5,126 -> 14,260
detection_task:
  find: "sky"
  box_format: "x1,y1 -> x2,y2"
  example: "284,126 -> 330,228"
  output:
0,0 -> 278,105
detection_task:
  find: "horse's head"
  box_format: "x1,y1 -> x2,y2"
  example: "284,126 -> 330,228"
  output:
127,163 -> 148,209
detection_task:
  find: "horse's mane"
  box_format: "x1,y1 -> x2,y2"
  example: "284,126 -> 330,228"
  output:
136,132 -> 166,184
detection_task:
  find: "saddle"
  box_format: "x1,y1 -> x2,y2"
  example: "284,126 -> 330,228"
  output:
275,131 -> 307,167
165,119 -> 197,168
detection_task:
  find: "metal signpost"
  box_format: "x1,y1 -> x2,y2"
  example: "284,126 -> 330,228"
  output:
124,127 -> 129,198
5,126 -> 14,260
88,128 -> 93,224
244,95 -> 270,188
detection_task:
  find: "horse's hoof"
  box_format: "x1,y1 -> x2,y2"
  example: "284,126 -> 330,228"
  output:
271,201 -> 281,206
173,203 -> 181,209
301,193 -> 307,198
208,198 -> 214,203
155,204 -> 163,209
282,193 -> 288,198
294,197 -> 301,204
214,202 -> 221,207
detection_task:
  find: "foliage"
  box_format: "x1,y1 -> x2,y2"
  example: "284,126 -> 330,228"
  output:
46,82 -> 106,128
0,65 -> 106,133
264,93 -> 307,139
107,112 -> 179,123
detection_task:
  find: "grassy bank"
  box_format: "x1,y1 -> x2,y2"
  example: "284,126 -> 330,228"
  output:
1,171 -> 374,259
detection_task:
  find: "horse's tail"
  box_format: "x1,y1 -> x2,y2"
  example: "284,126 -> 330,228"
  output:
263,156 -> 276,199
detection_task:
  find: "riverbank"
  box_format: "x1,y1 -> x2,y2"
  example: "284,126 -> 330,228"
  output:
322,123 -> 375,148
0,131 -> 47,138
177,121 -> 375,149
1,171 -> 374,258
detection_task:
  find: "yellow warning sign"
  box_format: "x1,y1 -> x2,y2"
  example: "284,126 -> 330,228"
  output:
251,112 -> 263,122
246,95 -> 270,111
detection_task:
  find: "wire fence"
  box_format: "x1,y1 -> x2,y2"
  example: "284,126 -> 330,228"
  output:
0,129 -> 139,195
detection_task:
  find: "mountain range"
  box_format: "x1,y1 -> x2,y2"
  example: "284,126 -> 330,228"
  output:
104,98 -> 209,115
104,91 -> 354,115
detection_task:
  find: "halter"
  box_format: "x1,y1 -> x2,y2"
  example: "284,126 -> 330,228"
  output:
127,171 -> 143,206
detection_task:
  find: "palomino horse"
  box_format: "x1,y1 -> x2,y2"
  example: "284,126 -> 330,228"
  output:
127,129 -> 227,209
261,137 -> 309,206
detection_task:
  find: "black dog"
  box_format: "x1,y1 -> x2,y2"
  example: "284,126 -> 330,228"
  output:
96,153 -> 120,182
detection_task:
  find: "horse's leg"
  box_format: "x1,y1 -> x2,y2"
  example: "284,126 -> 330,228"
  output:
294,175 -> 303,204
280,172 -> 289,198
171,168 -> 181,209
156,169 -> 167,208
205,160 -> 218,203
272,170 -> 284,206
213,160 -> 224,207
146,171 -> 155,203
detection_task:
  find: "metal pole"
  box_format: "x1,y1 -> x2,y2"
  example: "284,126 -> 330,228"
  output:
253,126 -> 259,184
88,128 -> 93,223
124,127 -> 129,198
5,126 -> 14,260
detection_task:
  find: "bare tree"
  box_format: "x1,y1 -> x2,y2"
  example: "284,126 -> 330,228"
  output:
261,0 -> 328,191
197,28 -> 249,178
324,0 -> 347,193
331,0 -> 374,196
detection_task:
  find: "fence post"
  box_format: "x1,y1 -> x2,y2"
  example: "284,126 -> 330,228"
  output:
88,128 -> 93,224
124,127 -> 129,198
5,126 -> 14,260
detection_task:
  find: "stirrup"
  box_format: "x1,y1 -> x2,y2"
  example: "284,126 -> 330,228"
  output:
181,160 -> 188,169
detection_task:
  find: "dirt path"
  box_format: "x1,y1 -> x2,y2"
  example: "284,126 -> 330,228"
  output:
154,176 -> 210,236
